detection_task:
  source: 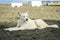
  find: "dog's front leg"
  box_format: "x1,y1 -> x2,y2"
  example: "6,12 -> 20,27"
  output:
16,20 -> 21,27
16,22 -> 21,27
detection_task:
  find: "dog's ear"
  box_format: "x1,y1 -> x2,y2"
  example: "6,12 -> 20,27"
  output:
18,12 -> 21,16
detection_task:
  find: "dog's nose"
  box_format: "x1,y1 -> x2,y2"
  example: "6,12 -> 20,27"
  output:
26,19 -> 28,21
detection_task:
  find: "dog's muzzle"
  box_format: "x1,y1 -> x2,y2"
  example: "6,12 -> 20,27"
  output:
26,19 -> 28,21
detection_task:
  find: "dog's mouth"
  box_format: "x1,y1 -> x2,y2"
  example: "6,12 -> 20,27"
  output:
23,19 -> 28,22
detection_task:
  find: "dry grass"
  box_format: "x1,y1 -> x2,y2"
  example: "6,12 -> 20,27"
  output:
0,4 -> 60,23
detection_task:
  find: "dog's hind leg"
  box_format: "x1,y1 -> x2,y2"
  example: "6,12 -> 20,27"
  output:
35,19 -> 49,29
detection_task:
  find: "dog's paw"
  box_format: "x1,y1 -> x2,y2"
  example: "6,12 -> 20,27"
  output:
4,29 -> 12,31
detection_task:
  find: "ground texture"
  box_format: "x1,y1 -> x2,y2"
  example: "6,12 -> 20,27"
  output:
0,20 -> 60,40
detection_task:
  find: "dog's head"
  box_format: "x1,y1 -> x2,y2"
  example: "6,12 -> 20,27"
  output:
18,11 -> 29,21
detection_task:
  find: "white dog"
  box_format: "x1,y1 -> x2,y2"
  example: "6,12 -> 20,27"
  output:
4,11 -> 59,31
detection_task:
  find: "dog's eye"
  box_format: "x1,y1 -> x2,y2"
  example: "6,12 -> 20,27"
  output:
23,16 -> 25,17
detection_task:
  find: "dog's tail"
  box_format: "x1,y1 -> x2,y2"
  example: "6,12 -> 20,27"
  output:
48,24 -> 59,28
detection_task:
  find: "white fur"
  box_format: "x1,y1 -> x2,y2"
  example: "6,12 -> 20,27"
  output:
35,19 -> 59,29
35,19 -> 49,29
4,12 -> 59,31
